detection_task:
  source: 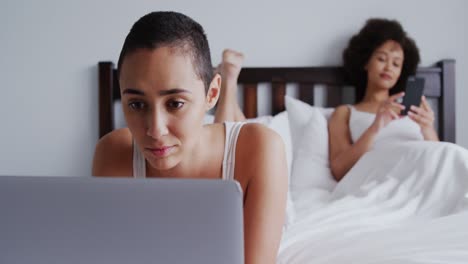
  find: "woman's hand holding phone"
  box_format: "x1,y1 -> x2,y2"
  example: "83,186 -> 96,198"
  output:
371,92 -> 406,132
408,96 -> 439,141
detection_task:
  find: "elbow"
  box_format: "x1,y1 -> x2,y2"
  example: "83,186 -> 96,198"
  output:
330,161 -> 345,182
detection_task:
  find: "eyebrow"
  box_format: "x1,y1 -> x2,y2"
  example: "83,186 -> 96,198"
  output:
122,88 -> 145,95
122,88 -> 191,96
159,88 -> 191,96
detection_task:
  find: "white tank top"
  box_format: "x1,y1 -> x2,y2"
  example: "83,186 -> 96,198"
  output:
348,105 -> 423,147
132,122 -> 245,180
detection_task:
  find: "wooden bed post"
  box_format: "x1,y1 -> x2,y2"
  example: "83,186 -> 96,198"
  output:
98,62 -> 115,139
438,60 -> 456,143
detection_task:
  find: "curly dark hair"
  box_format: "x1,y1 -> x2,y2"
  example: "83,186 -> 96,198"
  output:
117,11 -> 213,91
343,18 -> 420,102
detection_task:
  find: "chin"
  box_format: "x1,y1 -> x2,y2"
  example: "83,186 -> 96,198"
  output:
146,155 -> 180,172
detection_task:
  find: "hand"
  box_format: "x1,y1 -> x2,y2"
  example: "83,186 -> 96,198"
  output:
371,92 -> 405,132
408,96 -> 439,141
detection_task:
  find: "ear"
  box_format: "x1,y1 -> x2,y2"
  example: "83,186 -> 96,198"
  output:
205,73 -> 221,111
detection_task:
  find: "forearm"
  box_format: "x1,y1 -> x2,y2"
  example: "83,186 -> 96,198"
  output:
331,125 -> 379,181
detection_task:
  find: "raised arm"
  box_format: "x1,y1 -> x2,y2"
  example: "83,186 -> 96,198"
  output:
236,124 -> 288,264
214,49 -> 246,123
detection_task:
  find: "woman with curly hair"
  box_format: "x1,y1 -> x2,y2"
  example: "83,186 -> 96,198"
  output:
328,18 -> 439,181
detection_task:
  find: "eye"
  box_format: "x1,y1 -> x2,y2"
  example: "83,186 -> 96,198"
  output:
378,56 -> 386,62
393,62 -> 401,68
167,100 -> 185,110
128,101 -> 146,111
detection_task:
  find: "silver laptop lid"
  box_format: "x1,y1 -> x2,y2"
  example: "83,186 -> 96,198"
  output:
0,176 -> 244,264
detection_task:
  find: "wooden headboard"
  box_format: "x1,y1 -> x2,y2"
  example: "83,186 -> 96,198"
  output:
98,59 -> 456,142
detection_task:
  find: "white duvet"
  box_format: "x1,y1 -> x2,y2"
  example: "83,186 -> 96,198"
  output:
278,141 -> 468,264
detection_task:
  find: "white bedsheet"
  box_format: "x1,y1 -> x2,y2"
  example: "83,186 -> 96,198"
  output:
278,141 -> 468,263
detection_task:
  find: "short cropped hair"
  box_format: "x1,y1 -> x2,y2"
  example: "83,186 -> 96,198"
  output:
117,11 -> 214,91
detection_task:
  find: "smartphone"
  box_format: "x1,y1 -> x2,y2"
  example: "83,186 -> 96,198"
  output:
401,76 -> 425,115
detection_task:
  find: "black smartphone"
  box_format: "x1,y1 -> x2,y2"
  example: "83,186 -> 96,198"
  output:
401,76 -> 425,115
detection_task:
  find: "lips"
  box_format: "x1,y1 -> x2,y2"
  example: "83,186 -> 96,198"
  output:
145,146 -> 175,158
380,73 -> 392,80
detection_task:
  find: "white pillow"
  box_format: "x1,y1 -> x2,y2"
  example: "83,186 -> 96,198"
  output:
266,111 -> 295,228
203,114 -> 215,124
268,111 -> 292,176
203,114 -> 273,125
285,96 -> 336,202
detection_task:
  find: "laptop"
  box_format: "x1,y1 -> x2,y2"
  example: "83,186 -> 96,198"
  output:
0,176 -> 244,264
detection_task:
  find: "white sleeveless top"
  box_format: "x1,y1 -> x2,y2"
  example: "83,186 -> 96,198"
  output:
133,122 -> 245,180
348,105 -> 423,148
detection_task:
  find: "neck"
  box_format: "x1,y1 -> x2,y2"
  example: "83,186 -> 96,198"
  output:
361,83 -> 390,104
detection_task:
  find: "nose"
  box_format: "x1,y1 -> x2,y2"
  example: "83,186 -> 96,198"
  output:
384,60 -> 391,70
146,110 -> 169,139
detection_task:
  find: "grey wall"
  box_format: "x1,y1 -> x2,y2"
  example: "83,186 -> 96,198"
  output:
1,0 -> 467,176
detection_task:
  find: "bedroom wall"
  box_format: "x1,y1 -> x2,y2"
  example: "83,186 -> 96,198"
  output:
1,0 -> 467,177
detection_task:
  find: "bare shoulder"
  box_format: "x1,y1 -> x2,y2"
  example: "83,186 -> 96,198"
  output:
237,123 -> 285,151
234,123 -> 287,184
92,128 -> 133,177
329,105 -> 352,131
330,104 -> 351,122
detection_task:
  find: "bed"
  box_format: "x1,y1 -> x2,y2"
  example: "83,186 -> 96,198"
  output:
98,60 -> 455,141
98,59 -> 468,263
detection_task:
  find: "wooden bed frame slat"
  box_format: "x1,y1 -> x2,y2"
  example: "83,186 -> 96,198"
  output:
326,85 -> 343,107
299,83 -> 315,105
272,82 -> 286,115
243,83 -> 258,118
238,67 -> 347,85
